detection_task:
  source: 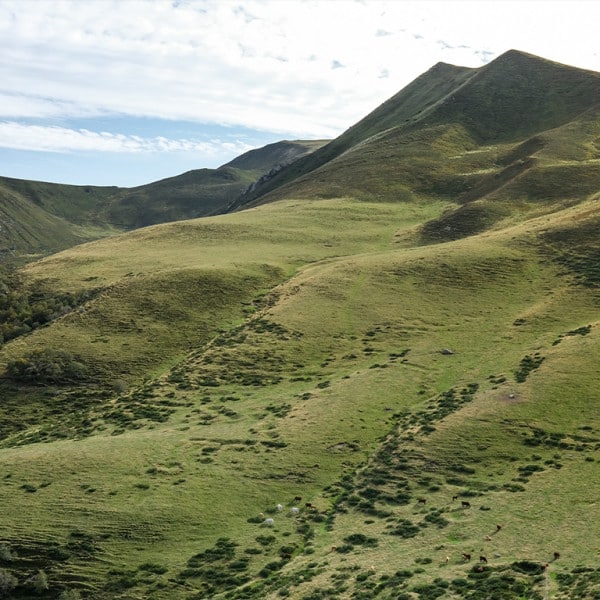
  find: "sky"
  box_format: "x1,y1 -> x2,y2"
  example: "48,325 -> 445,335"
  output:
1,0 -> 599,187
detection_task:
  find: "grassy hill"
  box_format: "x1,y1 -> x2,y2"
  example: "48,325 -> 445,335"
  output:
0,140 -> 327,258
0,51 -> 598,600
235,51 -> 600,220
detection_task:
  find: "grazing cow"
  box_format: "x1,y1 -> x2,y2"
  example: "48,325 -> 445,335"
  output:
553,551 -> 560,560
305,502 -> 314,509
264,518 -> 274,526
484,535 -> 493,541
496,524 -> 502,532
452,495 -> 458,502
461,500 -> 471,508
417,497 -> 427,505
445,556 -> 450,564
462,553 -> 471,561
290,506 -> 300,515
281,552 -> 292,560
479,555 -> 488,564
294,495 -> 302,502
276,503 -> 283,511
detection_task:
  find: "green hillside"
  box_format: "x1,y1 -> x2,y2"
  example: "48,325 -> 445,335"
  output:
0,140 -> 327,257
0,51 -> 598,600
0,177 -> 119,257
235,50 -> 600,216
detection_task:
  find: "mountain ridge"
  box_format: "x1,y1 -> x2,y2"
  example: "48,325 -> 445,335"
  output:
233,49 -> 600,210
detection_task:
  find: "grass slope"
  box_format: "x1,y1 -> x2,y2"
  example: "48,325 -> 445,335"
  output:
0,195 -> 598,599
0,140 -> 328,258
0,177 -> 118,257
237,51 -> 600,221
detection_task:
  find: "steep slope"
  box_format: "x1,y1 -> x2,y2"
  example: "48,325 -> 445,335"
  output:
421,49 -> 600,142
235,50 -> 600,221
229,61 -> 476,208
222,139 -> 329,172
0,177 -> 119,257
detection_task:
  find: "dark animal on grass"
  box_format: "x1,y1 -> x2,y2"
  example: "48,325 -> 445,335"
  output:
496,524 -> 502,532
417,497 -> 427,505
462,553 -> 471,561
452,495 -> 458,501
281,552 -> 292,560
305,502 -> 314,509
553,551 -> 560,560
461,500 -> 471,508
294,495 -> 302,502
479,555 -> 488,564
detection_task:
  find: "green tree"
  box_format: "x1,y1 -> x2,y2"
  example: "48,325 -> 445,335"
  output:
32,570 -> 49,593
6,349 -> 87,384
0,569 -> 18,595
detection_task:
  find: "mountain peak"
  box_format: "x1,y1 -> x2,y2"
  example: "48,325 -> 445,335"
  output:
423,49 -> 600,143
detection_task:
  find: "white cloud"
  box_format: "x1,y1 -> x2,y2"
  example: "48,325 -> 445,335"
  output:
0,0 -> 598,142
0,0 -> 595,139
0,121 -> 254,156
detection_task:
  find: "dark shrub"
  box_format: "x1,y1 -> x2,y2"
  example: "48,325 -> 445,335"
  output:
6,348 -> 87,384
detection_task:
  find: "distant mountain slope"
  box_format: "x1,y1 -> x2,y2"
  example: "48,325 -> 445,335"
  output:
222,139 -> 329,172
235,50 -> 600,218
0,139 -> 328,257
105,140 -> 329,228
0,177 -> 118,257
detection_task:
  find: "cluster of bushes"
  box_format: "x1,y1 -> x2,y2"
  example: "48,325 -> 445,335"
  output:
556,566 -> 600,598
0,568 -> 49,595
0,269 -> 95,345
178,538 -> 252,595
514,353 -> 545,382
5,348 -> 87,384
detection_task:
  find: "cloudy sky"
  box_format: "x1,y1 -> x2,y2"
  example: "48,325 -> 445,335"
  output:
1,0 -> 599,187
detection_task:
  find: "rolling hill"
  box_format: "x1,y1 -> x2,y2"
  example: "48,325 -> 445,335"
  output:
0,50 -> 598,600
0,140 -> 327,258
